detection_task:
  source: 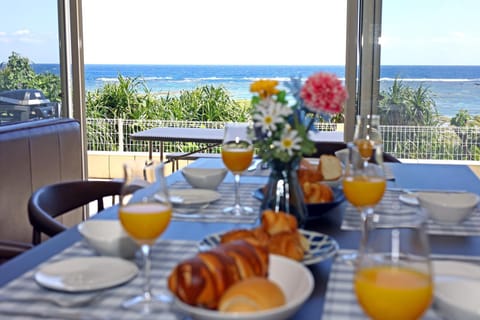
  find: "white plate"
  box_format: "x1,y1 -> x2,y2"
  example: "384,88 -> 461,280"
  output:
174,254 -> 314,320
399,193 -> 420,206
198,229 -> 339,265
169,189 -> 221,205
34,257 -> 138,292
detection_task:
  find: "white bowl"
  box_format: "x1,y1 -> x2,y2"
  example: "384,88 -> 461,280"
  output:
182,167 -> 228,190
174,254 -> 314,320
417,191 -> 479,224
78,220 -> 139,259
434,278 -> 480,320
433,260 -> 480,320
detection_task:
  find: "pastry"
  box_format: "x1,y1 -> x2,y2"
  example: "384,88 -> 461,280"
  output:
268,231 -> 305,261
218,277 -> 286,313
318,154 -> 342,181
261,209 -> 298,235
220,211 -> 309,262
168,239 -> 269,309
302,181 -> 334,203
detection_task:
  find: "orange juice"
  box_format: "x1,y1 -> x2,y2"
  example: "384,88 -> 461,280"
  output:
342,176 -> 386,207
354,265 -> 433,320
119,202 -> 172,245
221,145 -> 254,173
355,138 -> 374,158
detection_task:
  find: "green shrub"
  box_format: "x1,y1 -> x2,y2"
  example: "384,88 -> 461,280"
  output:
0,52 -> 61,102
86,76 -> 251,122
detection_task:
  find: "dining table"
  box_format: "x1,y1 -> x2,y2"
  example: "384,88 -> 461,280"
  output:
130,126 -> 344,162
1,158 -> 480,319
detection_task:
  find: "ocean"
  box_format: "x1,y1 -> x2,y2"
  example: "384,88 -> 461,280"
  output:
33,64 -> 480,118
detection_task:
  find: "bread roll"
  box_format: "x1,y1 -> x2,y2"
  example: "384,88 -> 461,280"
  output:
218,277 -> 286,313
318,155 -> 342,181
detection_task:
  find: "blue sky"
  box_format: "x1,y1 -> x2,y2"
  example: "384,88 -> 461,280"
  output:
1,0 -> 479,65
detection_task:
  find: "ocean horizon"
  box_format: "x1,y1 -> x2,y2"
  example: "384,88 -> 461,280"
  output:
33,64 -> 480,118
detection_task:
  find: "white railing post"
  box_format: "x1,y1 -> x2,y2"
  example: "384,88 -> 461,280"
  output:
118,118 -> 124,152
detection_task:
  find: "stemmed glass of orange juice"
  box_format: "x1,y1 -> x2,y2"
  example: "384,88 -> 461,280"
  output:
221,123 -> 254,215
354,212 -> 433,320
341,142 -> 386,262
119,160 -> 173,314
354,114 -> 383,167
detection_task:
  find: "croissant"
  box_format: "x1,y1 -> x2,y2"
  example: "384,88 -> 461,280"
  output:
220,229 -> 256,243
268,231 -> 305,261
261,209 -> 297,235
220,227 -> 270,247
168,239 -> 269,309
302,181 -> 334,204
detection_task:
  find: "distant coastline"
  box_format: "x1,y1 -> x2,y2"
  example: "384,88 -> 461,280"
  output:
32,64 -> 480,117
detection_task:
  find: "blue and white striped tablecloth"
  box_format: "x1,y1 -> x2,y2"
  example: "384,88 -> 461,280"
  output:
342,189 -> 480,236
0,239 -> 198,319
323,250 -> 480,319
169,181 -> 263,224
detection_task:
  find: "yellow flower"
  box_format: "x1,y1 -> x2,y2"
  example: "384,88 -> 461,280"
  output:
250,79 -> 280,98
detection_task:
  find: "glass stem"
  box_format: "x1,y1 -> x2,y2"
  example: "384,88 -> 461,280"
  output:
360,208 -> 374,248
141,244 -> 152,301
234,173 -> 241,209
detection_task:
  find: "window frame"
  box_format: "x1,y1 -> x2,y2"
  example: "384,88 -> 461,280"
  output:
345,0 -> 382,141
59,0 -> 87,179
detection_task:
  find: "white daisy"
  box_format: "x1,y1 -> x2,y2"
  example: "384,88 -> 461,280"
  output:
254,99 -> 286,133
273,129 -> 302,156
272,101 -> 293,118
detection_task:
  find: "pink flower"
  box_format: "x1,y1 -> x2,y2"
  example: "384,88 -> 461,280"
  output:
300,72 -> 348,114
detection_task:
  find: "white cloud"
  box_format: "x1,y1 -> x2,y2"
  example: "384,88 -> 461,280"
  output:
450,31 -> 466,39
13,29 -> 31,36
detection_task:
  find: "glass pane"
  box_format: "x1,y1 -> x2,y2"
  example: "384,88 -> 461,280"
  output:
81,0 -> 347,111
0,0 -> 61,125
379,0 -> 480,161
380,0 -> 480,125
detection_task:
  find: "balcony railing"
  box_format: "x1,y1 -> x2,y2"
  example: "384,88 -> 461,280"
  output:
86,119 -> 480,162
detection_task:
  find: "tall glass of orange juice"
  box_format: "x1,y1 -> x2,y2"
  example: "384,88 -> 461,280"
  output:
119,160 -> 173,313
221,123 -> 254,215
354,211 -> 433,320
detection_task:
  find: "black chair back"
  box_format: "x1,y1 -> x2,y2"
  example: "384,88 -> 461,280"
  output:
28,180 -> 124,245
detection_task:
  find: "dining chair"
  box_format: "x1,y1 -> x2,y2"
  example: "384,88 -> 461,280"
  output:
312,141 -> 401,163
28,180 -> 126,245
0,240 -> 32,264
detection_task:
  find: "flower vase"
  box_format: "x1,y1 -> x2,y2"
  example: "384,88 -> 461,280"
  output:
260,158 -> 307,227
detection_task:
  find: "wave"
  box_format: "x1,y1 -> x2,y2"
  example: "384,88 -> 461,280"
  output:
96,76 -> 173,82
380,77 -> 480,82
